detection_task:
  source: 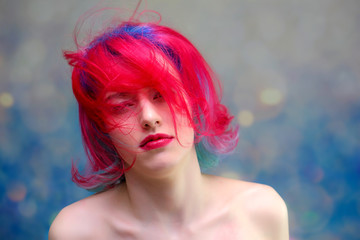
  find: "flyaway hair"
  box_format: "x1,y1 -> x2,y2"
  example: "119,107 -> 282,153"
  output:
64,18 -> 239,191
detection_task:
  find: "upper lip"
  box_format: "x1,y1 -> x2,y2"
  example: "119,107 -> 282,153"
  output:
139,133 -> 174,147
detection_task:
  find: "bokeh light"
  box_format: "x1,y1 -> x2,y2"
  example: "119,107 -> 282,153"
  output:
0,93 -> 14,108
259,87 -> 283,106
6,182 -> 27,202
18,200 -> 37,218
237,110 -> 254,127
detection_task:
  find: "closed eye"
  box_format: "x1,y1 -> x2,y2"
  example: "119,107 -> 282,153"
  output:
153,91 -> 163,101
111,101 -> 135,114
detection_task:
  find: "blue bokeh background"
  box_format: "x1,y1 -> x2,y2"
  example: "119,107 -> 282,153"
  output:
1,0 -> 359,239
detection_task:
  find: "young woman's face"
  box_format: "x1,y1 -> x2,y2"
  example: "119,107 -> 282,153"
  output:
105,87 -> 195,176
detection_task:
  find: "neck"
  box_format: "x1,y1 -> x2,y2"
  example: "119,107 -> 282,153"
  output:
121,147 -> 207,226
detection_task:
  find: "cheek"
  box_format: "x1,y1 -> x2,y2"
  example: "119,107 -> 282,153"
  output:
107,117 -> 140,150
175,114 -> 195,147
108,129 -> 140,164
108,126 -> 138,146
105,112 -> 139,135
179,127 -> 195,146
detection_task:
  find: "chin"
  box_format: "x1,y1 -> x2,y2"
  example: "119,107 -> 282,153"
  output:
135,146 -> 195,176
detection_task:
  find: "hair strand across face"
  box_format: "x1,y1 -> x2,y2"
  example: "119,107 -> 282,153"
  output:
64,20 -> 239,191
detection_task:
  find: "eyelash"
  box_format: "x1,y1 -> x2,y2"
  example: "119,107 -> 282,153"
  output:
108,92 -> 164,114
153,92 -> 163,100
111,101 -> 135,114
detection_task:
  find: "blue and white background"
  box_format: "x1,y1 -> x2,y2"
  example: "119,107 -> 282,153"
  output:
0,0 -> 359,239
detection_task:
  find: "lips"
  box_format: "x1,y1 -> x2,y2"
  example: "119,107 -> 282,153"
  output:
139,133 -> 174,150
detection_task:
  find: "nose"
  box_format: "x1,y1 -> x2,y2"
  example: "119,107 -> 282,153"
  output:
139,99 -> 162,129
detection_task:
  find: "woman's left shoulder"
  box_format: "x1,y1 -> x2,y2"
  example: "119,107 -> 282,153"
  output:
237,180 -> 289,239
235,180 -> 288,220
208,175 -> 289,239
208,175 -> 284,202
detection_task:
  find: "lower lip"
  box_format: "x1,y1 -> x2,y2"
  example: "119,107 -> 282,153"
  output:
140,138 -> 173,151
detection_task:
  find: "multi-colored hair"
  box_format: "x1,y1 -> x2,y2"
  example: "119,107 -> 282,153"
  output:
64,20 -> 239,191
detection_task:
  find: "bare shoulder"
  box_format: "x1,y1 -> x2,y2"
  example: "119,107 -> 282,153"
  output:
234,180 -> 289,239
239,181 -> 288,225
207,175 -> 289,239
48,189 -> 118,240
49,197 -> 97,240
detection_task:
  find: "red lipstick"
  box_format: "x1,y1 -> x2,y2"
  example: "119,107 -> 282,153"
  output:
139,134 -> 174,151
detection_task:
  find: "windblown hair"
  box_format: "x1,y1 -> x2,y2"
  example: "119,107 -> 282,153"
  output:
64,20 -> 238,191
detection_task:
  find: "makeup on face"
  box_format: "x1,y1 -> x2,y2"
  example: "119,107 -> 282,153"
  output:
139,133 -> 174,151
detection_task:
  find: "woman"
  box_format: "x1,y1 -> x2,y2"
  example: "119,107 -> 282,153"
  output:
49,15 -> 289,240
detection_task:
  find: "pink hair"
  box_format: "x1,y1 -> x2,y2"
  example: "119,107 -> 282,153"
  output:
64,21 -> 238,191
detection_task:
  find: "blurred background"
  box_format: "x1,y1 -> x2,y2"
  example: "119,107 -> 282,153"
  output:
0,0 -> 359,239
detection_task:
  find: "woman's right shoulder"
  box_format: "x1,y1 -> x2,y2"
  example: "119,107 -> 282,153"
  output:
48,196 -> 97,240
48,190 -> 116,240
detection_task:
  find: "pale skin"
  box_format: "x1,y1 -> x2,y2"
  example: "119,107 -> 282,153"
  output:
49,88 -> 289,240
